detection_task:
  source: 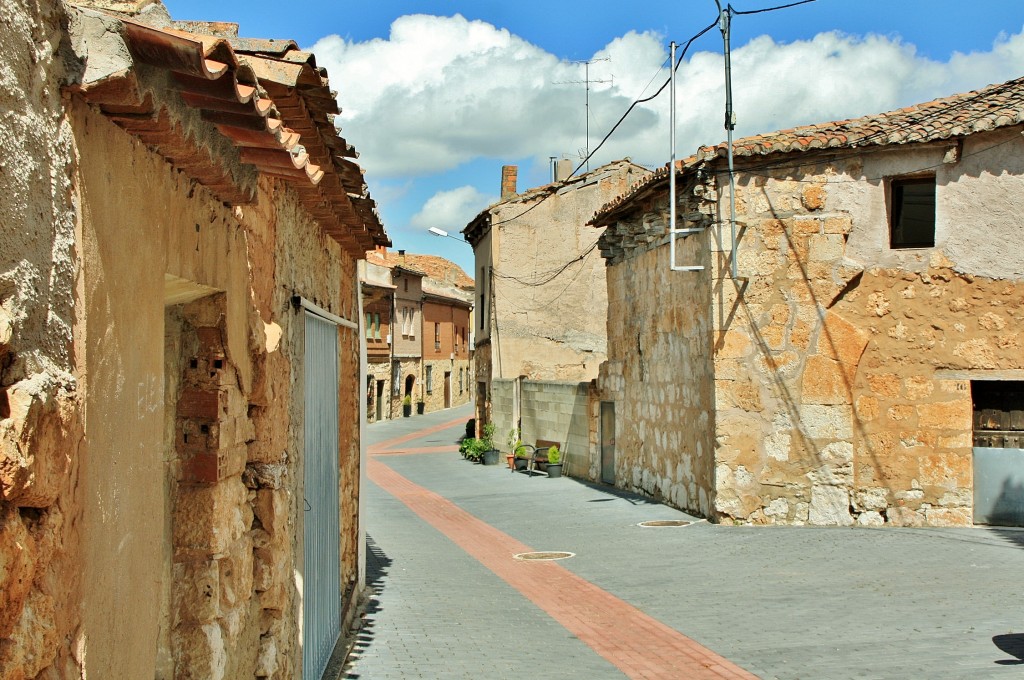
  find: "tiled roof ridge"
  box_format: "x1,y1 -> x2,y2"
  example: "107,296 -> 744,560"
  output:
70,8 -> 389,257
366,251 -> 475,288
590,75 -> 1024,226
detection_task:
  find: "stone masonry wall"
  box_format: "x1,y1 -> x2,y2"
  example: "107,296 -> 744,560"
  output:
595,234 -> 716,516
0,0 -> 84,676
708,132 -> 1024,526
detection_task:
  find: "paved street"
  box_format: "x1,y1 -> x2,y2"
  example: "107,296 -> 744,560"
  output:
344,403 -> 1024,679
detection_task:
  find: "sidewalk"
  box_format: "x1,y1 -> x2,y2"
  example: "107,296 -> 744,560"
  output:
346,405 -> 1024,679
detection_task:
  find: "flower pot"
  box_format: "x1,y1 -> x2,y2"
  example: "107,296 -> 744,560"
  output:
546,463 -> 563,478
402,403 -> 412,417
416,402 -> 425,414
514,458 -> 529,471
481,449 -> 500,466
506,454 -> 515,469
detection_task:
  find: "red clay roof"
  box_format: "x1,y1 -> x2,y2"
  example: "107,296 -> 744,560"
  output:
592,75 -> 1024,225
73,10 -> 388,257
366,250 -> 475,290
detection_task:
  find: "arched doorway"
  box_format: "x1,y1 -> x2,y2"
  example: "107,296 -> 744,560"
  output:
404,374 -> 415,398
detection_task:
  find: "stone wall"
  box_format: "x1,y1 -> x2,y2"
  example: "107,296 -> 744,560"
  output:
366,360 -> 392,422
594,233 -> 716,516
0,0 -> 83,676
422,358 -> 472,414
596,131 -> 1024,526
705,133 -> 1024,526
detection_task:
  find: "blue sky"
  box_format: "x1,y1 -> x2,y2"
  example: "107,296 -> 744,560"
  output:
164,0 -> 1024,274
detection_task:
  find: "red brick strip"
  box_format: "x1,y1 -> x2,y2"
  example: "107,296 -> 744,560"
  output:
368,458 -> 758,680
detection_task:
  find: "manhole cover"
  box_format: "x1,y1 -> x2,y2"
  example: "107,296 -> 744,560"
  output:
513,551 -> 575,561
638,520 -> 692,527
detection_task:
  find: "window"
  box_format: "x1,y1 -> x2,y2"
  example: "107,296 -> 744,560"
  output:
434,322 -> 441,351
426,365 -> 433,394
890,176 -> 935,248
364,312 -> 372,339
374,313 -> 381,340
459,368 -> 464,394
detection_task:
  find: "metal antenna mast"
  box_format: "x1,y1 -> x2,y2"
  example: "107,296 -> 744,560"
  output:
554,58 -> 612,172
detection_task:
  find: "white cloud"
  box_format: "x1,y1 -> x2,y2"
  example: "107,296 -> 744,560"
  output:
312,15 -> 1024,180
409,185 -> 495,230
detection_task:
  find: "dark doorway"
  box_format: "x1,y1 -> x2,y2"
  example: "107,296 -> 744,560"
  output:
444,371 -> 451,408
375,380 -> 384,421
600,401 -> 615,485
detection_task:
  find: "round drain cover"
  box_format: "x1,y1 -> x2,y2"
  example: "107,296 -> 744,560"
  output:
638,520 -> 692,527
513,551 -> 575,561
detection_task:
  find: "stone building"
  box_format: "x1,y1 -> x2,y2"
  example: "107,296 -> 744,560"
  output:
360,259 -> 396,422
362,249 -> 475,418
421,282 -> 473,413
390,262 -> 425,412
463,160 -> 649,441
589,77 -> 1024,528
0,2 -> 387,678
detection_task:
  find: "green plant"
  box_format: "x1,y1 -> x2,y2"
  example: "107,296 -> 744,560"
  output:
514,445 -> 530,459
547,445 -> 561,465
402,395 -> 412,406
506,427 -> 521,452
480,423 -> 495,451
460,437 -> 485,461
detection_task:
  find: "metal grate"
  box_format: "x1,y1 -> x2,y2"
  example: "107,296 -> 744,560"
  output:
638,520 -> 692,527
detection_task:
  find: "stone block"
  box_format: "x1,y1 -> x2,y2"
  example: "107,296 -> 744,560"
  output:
855,395 -> 880,422
0,507 -> 33,637
809,234 -> 845,262
172,622 -> 227,680
855,511 -> 885,526
801,356 -> 855,405
904,376 -> 934,400
888,506 -> 925,527
799,405 -> 853,439
808,484 -> 853,525
173,559 -> 220,625
173,477 -> 249,555
801,185 -> 826,211
865,373 -> 901,399
823,216 -> 854,234
816,311 -> 870,366
219,537 -> 254,611
924,507 -> 972,526
916,399 -> 971,430
952,338 -> 998,368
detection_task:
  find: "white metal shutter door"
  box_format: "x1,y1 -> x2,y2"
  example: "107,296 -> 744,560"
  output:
303,311 -> 342,680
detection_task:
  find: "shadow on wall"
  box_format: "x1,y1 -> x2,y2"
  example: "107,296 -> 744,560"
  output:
987,477 -> 1024,527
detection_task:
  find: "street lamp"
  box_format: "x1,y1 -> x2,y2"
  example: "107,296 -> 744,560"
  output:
427,227 -> 467,244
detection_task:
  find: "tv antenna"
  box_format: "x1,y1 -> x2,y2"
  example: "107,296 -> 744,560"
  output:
554,58 -> 612,172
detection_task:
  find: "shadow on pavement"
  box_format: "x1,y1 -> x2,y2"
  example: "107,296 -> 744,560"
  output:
341,534 -> 392,679
993,633 -> 1024,665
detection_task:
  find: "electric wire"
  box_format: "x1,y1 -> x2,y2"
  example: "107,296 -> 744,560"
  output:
484,0 -> 819,283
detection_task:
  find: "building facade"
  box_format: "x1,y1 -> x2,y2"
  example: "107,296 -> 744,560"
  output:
360,260 -> 396,423
422,284 -> 473,413
463,160 -> 649,445
590,77 -> 1024,528
0,2 -> 387,677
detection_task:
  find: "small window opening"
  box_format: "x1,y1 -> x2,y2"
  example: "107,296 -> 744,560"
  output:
890,176 -> 935,248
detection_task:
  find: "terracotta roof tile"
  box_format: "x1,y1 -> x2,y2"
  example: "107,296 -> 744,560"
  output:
366,251 -> 475,290
73,10 -> 389,257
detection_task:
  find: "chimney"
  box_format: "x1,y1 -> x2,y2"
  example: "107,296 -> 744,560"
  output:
501,165 -> 518,199
554,159 -> 573,183
398,249 -> 406,265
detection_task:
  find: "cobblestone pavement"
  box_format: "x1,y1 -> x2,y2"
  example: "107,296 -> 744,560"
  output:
344,403 -> 1024,679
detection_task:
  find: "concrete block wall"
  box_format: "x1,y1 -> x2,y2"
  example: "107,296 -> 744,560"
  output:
519,381 -> 590,475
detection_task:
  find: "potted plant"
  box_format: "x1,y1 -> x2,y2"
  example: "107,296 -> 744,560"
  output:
460,438 -> 484,462
480,423 -> 500,466
514,444 -> 532,471
416,398 -> 425,415
546,445 -> 563,478
506,428 -> 521,469
401,395 -> 412,417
